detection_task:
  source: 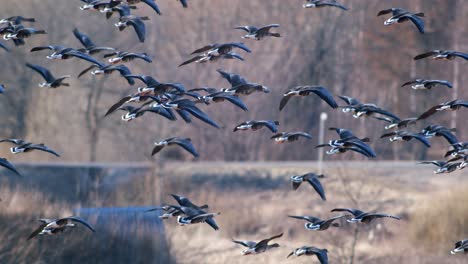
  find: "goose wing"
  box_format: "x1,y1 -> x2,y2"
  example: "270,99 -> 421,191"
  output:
436,130 -> 459,145
362,213 -> 400,221
219,42 -> 251,53
142,106 -> 177,121
451,51 -> 468,60
418,160 -> 446,167
67,51 -> 104,66
331,208 -> 364,217
234,26 -> 257,33
427,80 -> 453,88
26,63 -> 55,83
406,133 -> 431,147
105,96 -> 132,117
0,158 -> 21,176
232,240 -> 256,248
337,95 -> 360,106
404,14 -> 425,33
141,0 -> 162,15
306,176 -> 326,200
30,45 -> 65,52
255,233 -> 283,249
290,132 -> 312,140
279,94 -> 293,111
27,222 -> 48,240
253,120 -> 279,133
288,215 -> 320,223
178,55 -> 204,67
417,105 -> 440,120
191,44 -> 217,54
181,106 -> 220,128
168,138 -> 199,158
73,28 -> 95,49
56,217 -> 96,232
127,18 -> 146,43
414,50 -> 439,60
257,24 -> 280,34
304,86 -> 338,109
204,217 -> 220,231
317,1 -> 348,10
211,93 -> 248,111
27,144 -> 60,157
371,107 -> 400,121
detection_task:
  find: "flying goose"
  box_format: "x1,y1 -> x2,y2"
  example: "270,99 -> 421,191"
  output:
78,61 -> 135,85
451,239 -> 468,254
125,74 -> 186,95
331,208 -> 400,223
114,5 -> 148,42
193,91 -> 249,111
0,139 -> 60,157
373,116 -> 417,130
417,100 -> 468,120
287,246 -> 329,264
232,233 -> 283,255
104,51 -> 152,64
0,158 -> 21,176
152,137 -> 198,157
445,142 -> 468,158
448,155 -> 467,170
25,63 -> 70,89
216,69 -> 270,95
178,52 -> 244,67
27,217 -> 95,240
0,16 -> 35,26
271,132 -> 312,143
421,125 -> 458,145
3,26 -> 46,44
290,173 -> 326,200
73,28 -> 115,54
234,24 -> 281,40
288,215 -> 347,231
279,86 -> 338,111
233,120 -> 279,133
337,95 -> 361,107
316,128 -> 376,158
414,50 -> 468,61
190,42 -> 251,57
168,205 -> 220,230
377,8 -> 424,33
401,79 -> 453,90
169,194 -> 208,209
418,160 -> 459,174
380,131 -> 431,147
79,0 -> 120,12
345,104 -> 400,120
115,103 -> 177,122
303,0 -> 348,10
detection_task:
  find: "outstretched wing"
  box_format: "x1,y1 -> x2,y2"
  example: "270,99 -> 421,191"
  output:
27,223 -> 48,240
414,51 -> 439,60
127,18 -> 146,43
57,217 -> 96,232
169,138 -> 199,158
307,176 -> 326,201
73,28 -> 95,49
0,158 -> 21,176
331,208 -> 364,217
142,0 -> 162,15
288,215 -> 320,223
234,26 -> 257,33
26,63 -> 54,83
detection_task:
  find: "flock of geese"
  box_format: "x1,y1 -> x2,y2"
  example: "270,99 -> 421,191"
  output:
0,0 -> 467,262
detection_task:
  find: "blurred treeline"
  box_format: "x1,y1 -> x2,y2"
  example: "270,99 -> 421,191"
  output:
0,0 -> 466,162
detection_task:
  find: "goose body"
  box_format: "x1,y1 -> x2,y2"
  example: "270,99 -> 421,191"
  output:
235,24 -> 281,40
451,239 -> 468,254
378,8 -> 424,33
287,246 -> 329,264
27,216 -> 95,240
303,0 -> 347,10
233,233 -> 283,255
271,132 -> 312,143
331,208 -> 400,223
290,173 -> 326,200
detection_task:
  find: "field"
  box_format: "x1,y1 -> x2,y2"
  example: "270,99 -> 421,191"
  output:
0,161 -> 466,263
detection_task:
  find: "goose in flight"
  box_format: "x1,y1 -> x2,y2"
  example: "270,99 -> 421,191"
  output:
418,160 -> 460,174
3,26 -> 46,45
180,43 -> 250,67
445,142 -> 468,158
316,128 -> 376,158
290,173 -> 326,200
114,5 -> 149,42
377,8 -> 424,33
233,233 -> 283,255
234,120 -> 279,133
287,246 -> 329,264
26,63 -> 70,88
271,132 -> 312,143
234,24 -> 281,40
27,217 -> 95,240
104,51 -> 152,64
217,69 -> 270,95
0,139 -> 60,157
168,205 -> 220,230
152,137 -> 198,157
401,79 -> 452,90
125,74 -> 186,95
115,103 -> 177,122
373,116 -> 417,130
303,0 -> 348,10
73,28 -> 115,54
417,100 -> 468,120
78,60 -> 135,85
192,91 -> 249,111
0,16 -> 35,26
345,104 -> 400,120
179,52 -> 244,67
288,215 -> 347,231
451,239 -> 468,254
380,131 -> 431,147
421,125 -> 458,145
279,86 -> 338,111
414,50 -> 468,61
0,158 -> 21,176
331,208 -> 400,223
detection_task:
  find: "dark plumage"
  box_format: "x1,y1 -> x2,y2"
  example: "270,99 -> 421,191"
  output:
25,63 -> 70,88
401,79 -> 453,90
234,120 -> 279,133
380,131 -> 431,147
287,246 -> 329,264
373,116 -> 417,130
0,139 -> 60,157
331,208 -> 400,223
168,205 -> 220,230
279,86 -> 338,111
127,0 -> 162,15
0,157 -> 21,176
271,132 -> 312,143
233,233 -> 283,255
421,125 -> 458,145
234,24 -> 281,40
303,0 -> 348,10
104,51 -> 152,64
114,5 -> 148,43
78,62 -> 135,85
417,100 -> 468,120
152,137 -> 199,157
316,128 -> 376,158
290,173 -> 326,200
451,239 -> 468,255
377,8 -> 424,33
414,50 -> 468,61
27,216 -> 95,240
288,215 -> 347,231
418,160 -> 460,174
73,28 -> 115,54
